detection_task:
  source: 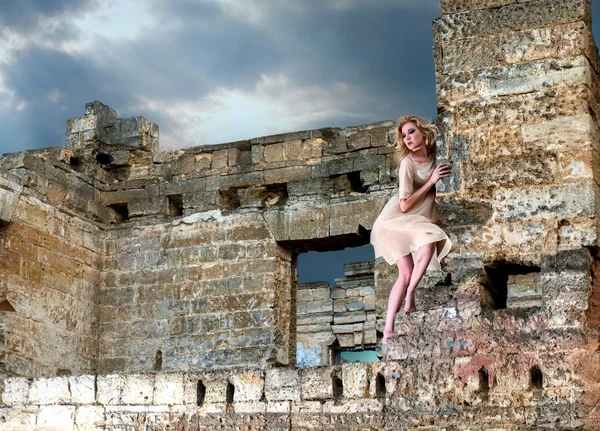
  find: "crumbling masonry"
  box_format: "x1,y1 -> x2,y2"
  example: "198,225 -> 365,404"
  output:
1,0 -> 600,429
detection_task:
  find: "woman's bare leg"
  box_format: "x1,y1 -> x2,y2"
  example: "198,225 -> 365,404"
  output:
382,254 -> 414,343
404,242 -> 436,313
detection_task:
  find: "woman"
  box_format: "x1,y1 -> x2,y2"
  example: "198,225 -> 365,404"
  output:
370,115 -> 452,343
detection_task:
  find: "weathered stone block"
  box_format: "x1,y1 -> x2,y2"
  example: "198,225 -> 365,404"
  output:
29,377 -> 70,405
229,371 -> 264,402
69,375 -> 96,404
492,182 -> 596,222
37,405 -> 75,431
128,196 -> 168,217
300,367 -> 334,400
435,0 -> 587,42
75,406 -> 105,429
0,188 -> 19,225
154,373 -> 185,405
96,374 -> 122,405
440,22 -> 588,74
263,206 -> 330,241
1,377 -> 30,406
264,368 -> 300,401
121,374 -> 154,405
342,363 -> 370,399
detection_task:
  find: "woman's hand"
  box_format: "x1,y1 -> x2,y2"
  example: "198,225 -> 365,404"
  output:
429,163 -> 451,185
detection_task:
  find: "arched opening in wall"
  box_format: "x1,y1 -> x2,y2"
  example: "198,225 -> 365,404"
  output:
376,372 -> 386,398
285,228 -> 378,368
530,365 -> 543,396
482,261 -> 541,310
226,381 -> 235,404
332,373 -> 344,400
167,194 -> 183,216
478,366 -> 490,399
197,380 -> 206,406
152,350 -> 162,371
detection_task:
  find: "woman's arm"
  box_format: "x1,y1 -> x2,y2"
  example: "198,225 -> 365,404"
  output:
400,163 -> 451,213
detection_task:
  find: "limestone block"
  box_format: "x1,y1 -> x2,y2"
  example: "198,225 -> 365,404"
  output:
128,197 -> 168,217
263,206 -> 330,241
291,400 -> 323,413
502,222 -> 557,256
297,299 -> 332,315
465,154 -> 557,191
0,188 -> 18,225
154,373 -> 185,405
106,116 -> 159,153
1,377 -> 30,406
96,374 -> 122,405
438,57 -> 591,103
37,405 -> 75,431
334,311 -> 366,324
492,182 -> 596,222
229,371 -> 264,402
233,401 -> 267,413
67,101 -> 117,149
121,374 -> 154,405
434,0 -> 587,42
264,166 -> 311,185
300,367 -> 334,400
264,368 -> 300,401
264,143 -> 284,163
522,114 -> 597,152
75,406 -> 105,429
29,377 -> 70,405
0,407 -> 37,430
342,363 -> 370,399
202,375 -> 228,404
441,22 -> 588,74
266,401 -> 291,413
330,198 -> 385,236
69,375 -> 96,404
558,218 -> 597,250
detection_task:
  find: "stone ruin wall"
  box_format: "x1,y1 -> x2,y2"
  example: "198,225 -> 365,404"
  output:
1,0 -> 600,429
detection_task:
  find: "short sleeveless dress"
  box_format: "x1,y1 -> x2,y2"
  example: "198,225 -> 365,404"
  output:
370,157 -> 451,270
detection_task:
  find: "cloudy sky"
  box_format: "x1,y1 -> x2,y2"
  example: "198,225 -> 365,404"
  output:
0,0 -> 494,155
2,1 -> 600,156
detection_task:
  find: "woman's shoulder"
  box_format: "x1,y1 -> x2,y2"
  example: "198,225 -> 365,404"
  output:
399,156 -> 415,168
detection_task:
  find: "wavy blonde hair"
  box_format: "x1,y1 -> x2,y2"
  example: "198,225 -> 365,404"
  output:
393,115 -> 439,166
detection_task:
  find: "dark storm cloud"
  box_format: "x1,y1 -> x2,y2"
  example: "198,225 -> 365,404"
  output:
1,1 -> 600,155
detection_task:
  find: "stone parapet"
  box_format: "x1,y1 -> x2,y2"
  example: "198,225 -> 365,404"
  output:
0,362 -> 593,429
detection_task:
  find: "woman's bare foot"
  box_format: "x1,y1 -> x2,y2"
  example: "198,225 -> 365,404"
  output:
381,331 -> 397,344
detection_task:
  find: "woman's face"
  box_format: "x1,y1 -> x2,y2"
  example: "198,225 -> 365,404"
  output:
401,122 -> 426,153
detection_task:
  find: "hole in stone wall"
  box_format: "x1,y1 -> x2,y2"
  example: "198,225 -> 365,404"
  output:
530,365 -> 543,390
226,381 -> 235,404
197,380 -> 206,406
376,372 -> 386,398
153,350 -> 162,371
69,156 -> 82,168
478,366 -> 490,397
332,374 -> 343,399
56,368 -> 71,376
168,194 -> 184,216
346,171 -> 368,193
263,184 -> 288,207
93,149 -> 115,166
108,203 -> 129,223
482,261 -> 541,309
0,299 -> 16,312
219,189 -> 240,211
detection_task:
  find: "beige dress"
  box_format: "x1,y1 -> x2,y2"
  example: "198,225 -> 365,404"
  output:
370,156 -> 451,270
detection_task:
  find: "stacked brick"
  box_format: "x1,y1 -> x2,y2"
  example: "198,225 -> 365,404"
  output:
296,261 -> 376,367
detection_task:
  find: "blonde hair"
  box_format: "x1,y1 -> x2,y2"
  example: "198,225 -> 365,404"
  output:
393,115 -> 439,166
